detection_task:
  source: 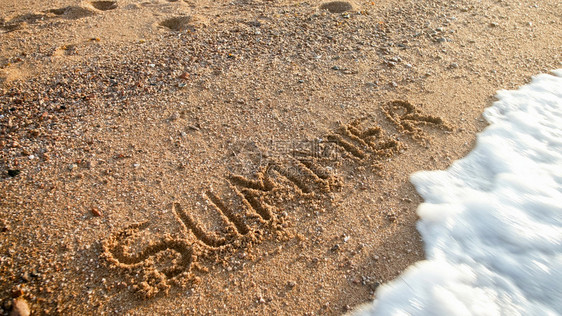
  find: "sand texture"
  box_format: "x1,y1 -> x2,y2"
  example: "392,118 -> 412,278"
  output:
0,0 -> 561,314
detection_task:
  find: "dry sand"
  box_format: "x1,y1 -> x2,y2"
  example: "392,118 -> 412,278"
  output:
0,0 -> 560,314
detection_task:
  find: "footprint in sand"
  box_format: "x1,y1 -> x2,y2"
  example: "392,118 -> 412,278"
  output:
160,16 -> 192,31
91,1 -> 118,11
319,1 -> 355,14
1,1 -> 117,32
0,13 -> 46,32
47,6 -> 97,20
52,1 -> 118,18
159,15 -> 208,32
0,66 -> 30,87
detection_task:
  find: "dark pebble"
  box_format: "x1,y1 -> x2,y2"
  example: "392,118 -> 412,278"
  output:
369,281 -> 380,291
8,170 -> 21,177
0,219 -> 8,232
20,272 -> 31,283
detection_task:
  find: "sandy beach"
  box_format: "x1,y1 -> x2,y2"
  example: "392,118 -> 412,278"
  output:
1,0 -> 560,314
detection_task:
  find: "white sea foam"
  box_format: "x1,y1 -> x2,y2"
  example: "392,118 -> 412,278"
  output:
354,70 -> 562,316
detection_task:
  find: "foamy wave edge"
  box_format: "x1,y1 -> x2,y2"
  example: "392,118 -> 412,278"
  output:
352,70 -> 562,316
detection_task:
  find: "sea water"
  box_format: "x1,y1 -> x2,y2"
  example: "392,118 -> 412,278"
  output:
355,70 -> 562,315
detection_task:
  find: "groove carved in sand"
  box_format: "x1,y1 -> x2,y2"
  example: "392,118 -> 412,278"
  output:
102,222 -> 194,296
328,118 -> 404,162
381,100 -> 453,141
102,103 -> 450,297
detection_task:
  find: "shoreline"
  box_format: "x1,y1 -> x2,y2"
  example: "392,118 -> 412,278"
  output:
1,0 -> 561,314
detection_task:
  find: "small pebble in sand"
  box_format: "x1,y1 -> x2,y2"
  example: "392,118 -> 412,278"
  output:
91,207 -> 102,217
0,219 -> 9,232
10,297 -> 30,316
